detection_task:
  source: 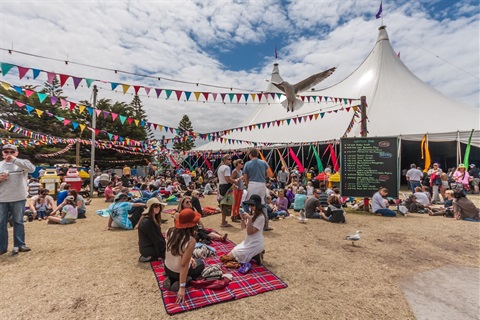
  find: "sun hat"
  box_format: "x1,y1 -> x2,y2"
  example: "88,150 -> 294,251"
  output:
242,194 -> 265,209
458,164 -> 466,169
143,197 -> 167,214
2,144 -> 17,152
175,208 -> 201,229
297,187 -> 306,194
114,193 -> 129,202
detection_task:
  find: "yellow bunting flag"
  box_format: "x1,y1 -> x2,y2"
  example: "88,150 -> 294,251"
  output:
79,124 -> 86,132
194,92 -> 201,101
1,82 -> 11,90
79,105 -> 85,114
250,94 -> 256,101
35,109 -> 43,117
134,119 -> 139,126
121,84 -> 130,94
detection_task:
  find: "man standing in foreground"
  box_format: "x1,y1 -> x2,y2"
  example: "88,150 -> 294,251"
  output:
0,144 -> 36,255
243,148 -> 272,231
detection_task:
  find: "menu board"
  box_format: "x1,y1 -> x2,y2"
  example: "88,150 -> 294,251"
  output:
340,137 -> 398,198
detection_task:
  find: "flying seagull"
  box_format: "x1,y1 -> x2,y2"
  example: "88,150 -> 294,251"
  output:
272,67 -> 336,112
345,230 -> 362,246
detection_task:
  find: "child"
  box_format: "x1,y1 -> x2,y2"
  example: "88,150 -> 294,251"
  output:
35,196 -> 48,220
47,195 -> 78,224
306,181 -> 314,196
293,187 -> 307,213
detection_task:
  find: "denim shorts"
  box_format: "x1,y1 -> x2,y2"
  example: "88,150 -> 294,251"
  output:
60,218 -> 76,225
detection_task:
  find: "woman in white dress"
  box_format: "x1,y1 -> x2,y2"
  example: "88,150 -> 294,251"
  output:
221,194 -> 265,271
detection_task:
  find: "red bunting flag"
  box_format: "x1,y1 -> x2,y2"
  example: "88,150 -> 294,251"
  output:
17,66 -> 29,80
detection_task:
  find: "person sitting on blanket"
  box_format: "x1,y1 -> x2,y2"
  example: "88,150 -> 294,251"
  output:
220,194 -> 265,271
164,208 -> 205,304
452,191 -> 480,221
191,190 -> 220,216
203,179 -> 217,195
137,198 -> 167,263
428,190 -> 455,216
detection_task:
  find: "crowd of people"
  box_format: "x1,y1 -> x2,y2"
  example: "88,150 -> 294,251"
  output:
1,143 -> 479,305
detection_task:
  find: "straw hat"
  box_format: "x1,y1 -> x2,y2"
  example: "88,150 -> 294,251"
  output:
175,208 -> 201,229
143,197 -> 167,214
458,164 -> 466,169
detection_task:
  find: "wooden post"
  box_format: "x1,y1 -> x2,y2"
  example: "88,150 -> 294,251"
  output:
361,96 -> 367,138
75,140 -> 80,167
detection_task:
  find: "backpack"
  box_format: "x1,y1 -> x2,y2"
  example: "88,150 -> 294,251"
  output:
328,205 -> 346,223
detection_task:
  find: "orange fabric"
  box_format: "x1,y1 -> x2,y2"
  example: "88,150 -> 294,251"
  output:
232,189 -> 243,218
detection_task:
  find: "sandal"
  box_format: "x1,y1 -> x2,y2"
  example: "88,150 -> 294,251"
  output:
221,233 -> 228,242
263,226 -> 273,231
220,223 -> 233,228
238,262 -> 252,274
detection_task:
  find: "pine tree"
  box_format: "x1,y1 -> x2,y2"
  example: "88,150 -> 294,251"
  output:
41,77 -> 65,98
173,115 -> 195,151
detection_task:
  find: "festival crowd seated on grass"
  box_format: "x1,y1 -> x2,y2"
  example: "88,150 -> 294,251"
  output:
28,188 -> 56,219
320,195 -> 346,223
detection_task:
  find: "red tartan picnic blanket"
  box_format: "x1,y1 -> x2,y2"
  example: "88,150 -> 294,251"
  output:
150,238 -> 288,315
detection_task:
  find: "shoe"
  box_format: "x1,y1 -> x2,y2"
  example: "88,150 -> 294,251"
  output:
138,256 -> 152,263
12,247 -> 19,255
170,281 -> 180,292
238,262 -> 252,274
19,246 -> 31,252
251,252 -> 263,265
162,278 -> 172,290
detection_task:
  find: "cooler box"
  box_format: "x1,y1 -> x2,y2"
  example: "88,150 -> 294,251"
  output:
64,168 -> 82,192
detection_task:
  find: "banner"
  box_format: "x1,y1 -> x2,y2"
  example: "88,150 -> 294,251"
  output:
421,134 -> 431,172
310,145 -> 324,173
463,129 -> 474,167
288,147 -> 305,173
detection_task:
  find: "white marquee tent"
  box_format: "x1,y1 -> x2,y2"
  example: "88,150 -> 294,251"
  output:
195,26 -> 479,151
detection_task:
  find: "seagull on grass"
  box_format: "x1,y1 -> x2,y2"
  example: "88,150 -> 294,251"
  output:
272,67 -> 336,112
298,209 -> 307,224
345,230 -> 362,246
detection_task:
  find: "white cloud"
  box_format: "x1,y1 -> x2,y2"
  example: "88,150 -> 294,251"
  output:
0,0 -> 477,145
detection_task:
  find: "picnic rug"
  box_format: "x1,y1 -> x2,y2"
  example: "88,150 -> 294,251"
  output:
150,238 -> 288,315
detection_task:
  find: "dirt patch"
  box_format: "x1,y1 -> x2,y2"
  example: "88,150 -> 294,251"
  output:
0,194 -> 478,319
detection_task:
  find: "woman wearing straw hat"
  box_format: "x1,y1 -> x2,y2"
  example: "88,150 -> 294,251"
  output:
137,198 -> 167,263
453,164 -> 471,196
164,208 -> 205,304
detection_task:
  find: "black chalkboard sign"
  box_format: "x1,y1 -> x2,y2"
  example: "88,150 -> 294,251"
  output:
340,137 -> 398,198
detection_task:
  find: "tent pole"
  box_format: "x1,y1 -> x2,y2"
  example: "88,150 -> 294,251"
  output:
398,136 -> 402,197
287,144 -> 290,169
456,130 -> 461,165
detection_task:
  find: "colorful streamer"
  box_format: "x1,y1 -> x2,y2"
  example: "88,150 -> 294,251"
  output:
288,147 -> 305,173
310,145 -> 324,173
463,129 -> 474,167
421,134 -> 431,172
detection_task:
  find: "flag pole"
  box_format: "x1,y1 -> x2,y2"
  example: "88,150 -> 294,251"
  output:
89,85 -> 97,197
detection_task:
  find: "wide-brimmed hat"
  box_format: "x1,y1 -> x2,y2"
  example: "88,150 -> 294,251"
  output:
143,197 -> 167,214
242,194 -> 265,209
458,164 -> 466,169
2,144 -> 17,152
114,193 -> 129,202
175,208 -> 201,229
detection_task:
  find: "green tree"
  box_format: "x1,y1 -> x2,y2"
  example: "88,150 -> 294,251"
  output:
173,115 -> 195,151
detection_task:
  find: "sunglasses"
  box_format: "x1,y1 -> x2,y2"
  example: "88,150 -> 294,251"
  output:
2,150 -> 15,154
152,204 -> 162,208
315,192 -> 322,195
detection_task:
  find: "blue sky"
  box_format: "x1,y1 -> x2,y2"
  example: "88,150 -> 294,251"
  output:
0,0 -> 478,142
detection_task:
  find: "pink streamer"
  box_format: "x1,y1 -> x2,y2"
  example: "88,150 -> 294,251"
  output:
328,144 -> 339,172
288,147 -> 305,173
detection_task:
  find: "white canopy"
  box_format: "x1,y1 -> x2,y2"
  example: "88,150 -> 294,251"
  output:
195,26 -> 479,151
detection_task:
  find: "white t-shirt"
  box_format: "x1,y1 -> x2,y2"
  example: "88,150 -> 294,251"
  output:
217,165 -> 231,185
414,192 -> 430,206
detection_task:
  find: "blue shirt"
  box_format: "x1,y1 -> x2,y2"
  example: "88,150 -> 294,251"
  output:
243,158 -> 269,183
108,202 -> 134,230
57,190 -> 69,205
293,194 -> 307,210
